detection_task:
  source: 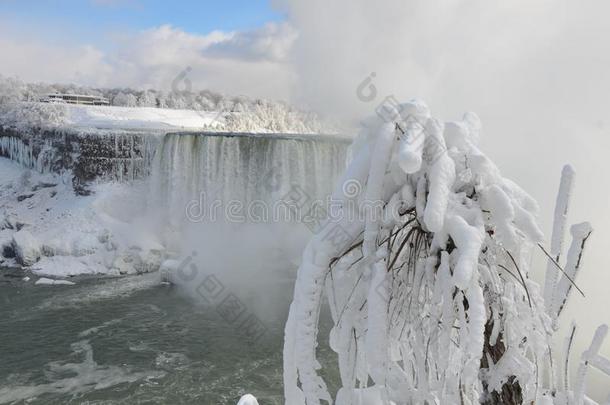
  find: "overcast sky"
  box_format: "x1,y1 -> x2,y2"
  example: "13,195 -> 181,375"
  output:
1,0 -> 609,398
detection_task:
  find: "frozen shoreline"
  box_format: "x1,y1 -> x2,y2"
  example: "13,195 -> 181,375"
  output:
0,157 -> 166,281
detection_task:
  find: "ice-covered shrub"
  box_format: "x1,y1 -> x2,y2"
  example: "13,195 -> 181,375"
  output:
216,100 -> 329,133
0,101 -> 67,130
283,99 -> 608,404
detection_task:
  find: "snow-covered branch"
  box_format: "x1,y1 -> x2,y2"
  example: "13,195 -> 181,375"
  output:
283,99 -> 606,404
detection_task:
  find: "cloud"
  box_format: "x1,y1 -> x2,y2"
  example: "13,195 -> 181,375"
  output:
112,23 -> 297,97
275,0 -> 569,120
0,34 -> 114,86
206,22 -> 297,62
0,22 -> 296,100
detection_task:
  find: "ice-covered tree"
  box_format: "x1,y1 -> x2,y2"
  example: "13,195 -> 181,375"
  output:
112,92 -> 138,107
0,75 -> 25,106
283,99 -> 609,404
138,90 -> 157,107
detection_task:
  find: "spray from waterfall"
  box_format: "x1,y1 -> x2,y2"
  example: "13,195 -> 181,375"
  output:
150,132 -> 350,324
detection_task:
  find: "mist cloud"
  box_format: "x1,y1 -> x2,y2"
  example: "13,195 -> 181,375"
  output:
276,1 -> 610,399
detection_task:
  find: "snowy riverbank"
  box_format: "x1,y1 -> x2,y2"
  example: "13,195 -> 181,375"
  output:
1,102 -> 335,134
0,157 -> 165,281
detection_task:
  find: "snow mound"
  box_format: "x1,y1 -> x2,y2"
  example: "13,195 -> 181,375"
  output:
35,277 -> 76,286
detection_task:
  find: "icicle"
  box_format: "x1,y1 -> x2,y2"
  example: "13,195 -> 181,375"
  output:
0,136 -> 35,169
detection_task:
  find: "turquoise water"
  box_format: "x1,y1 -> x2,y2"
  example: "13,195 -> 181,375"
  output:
0,269 -> 337,404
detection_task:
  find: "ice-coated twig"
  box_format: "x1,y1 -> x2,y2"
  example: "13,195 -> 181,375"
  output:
537,243 -> 585,299
574,324 -> 608,405
544,165 -> 574,315
553,223 -> 592,318
560,322 -> 577,392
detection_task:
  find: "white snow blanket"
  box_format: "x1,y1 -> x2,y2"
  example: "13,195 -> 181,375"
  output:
64,104 -> 225,130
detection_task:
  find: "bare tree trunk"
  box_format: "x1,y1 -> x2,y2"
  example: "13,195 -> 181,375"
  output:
480,319 -> 524,404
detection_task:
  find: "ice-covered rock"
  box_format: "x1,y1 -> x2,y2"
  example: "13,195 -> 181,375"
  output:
108,248 -> 163,275
236,394 -> 259,405
0,213 -> 27,231
41,239 -> 72,257
159,259 -> 180,284
111,251 -> 140,275
32,256 -> 92,277
71,233 -> 101,256
35,277 -> 75,286
0,213 -> 16,230
0,229 -> 15,258
135,249 -> 164,274
12,229 -> 40,266
40,231 -> 103,257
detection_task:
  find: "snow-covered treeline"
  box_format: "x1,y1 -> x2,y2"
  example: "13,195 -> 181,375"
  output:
0,74 -> 267,111
0,75 -> 329,134
283,99 -> 609,404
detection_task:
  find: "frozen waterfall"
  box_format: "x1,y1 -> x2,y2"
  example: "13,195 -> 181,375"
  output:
150,132 -> 350,227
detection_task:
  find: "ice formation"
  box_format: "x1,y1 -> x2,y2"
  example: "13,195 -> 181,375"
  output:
283,100 -> 609,404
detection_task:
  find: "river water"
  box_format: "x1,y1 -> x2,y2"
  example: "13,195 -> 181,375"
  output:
0,268 -> 337,404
